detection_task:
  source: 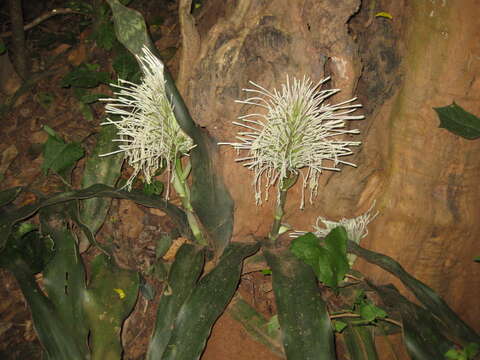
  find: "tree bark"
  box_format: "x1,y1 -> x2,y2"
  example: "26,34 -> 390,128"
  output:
176,0 -> 480,354
7,0 -> 27,79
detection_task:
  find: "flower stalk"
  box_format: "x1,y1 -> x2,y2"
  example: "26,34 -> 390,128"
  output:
172,157 -> 206,245
269,173 -> 298,243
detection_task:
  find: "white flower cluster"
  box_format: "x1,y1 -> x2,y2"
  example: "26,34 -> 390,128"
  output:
101,46 -> 194,190
310,202 -> 378,243
291,202 -> 377,241
222,76 -> 363,207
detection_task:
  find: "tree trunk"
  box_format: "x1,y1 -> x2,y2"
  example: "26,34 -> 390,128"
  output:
176,0 -> 480,355
7,0 -> 27,79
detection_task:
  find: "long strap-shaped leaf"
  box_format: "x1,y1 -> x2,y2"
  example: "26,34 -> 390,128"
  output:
342,321 -> 379,360
347,240 -> 480,344
373,284 -> 454,359
40,206 -> 90,356
227,294 -> 284,358
0,184 -> 190,251
161,242 -> 260,360
10,262 -> 87,360
84,254 -> 139,360
147,243 -> 205,359
264,247 -> 336,360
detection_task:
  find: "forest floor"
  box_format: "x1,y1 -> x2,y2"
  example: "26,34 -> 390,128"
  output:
0,1 -> 280,359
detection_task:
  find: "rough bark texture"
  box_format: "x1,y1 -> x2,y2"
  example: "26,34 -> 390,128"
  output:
356,0 -> 480,332
178,0 -> 363,239
7,0 -> 27,79
175,0 -> 480,353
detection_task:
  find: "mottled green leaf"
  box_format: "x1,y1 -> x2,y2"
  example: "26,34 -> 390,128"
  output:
434,102 -> 480,139
80,125 -> 123,237
227,296 -> 284,357
84,254 -> 139,360
39,207 -> 90,356
265,247 -> 335,360
342,322 -> 379,360
147,243 -> 204,360
5,260 -> 87,360
106,0 -> 153,55
161,242 -> 259,360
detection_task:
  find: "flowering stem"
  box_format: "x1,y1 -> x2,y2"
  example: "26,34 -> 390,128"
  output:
172,157 -> 206,246
269,174 -> 298,244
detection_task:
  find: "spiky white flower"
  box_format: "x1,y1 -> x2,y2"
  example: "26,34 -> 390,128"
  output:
291,201 -> 378,244
100,46 -> 194,190
220,76 -> 363,207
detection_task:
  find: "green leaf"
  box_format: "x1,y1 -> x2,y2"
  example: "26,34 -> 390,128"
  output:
465,343 -> 480,358
291,228 -> 349,288
474,256 -> 480,263
264,248 -> 335,360
359,302 -> 387,322
112,48 -> 141,82
84,254 -> 139,360
146,243 -> 204,360
342,322 -> 379,360
0,225 -> 54,274
93,21 -> 117,50
434,102 -> 480,139
143,181 -> 164,196
0,186 -> 22,208
261,268 -> 272,275
106,0 -> 153,55
79,93 -> 108,104
161,242 -> 260,360
445,348 -> 462,359
41,128 -> 84,178
79,125 -> 123,237
61,65 -> 111,88
333,320 -> 348,333
290,232 -> 322,268
39,207 -> 90,356
0,39 -> 6,54
0,184 -> 191,253
227,296 -> 283,357
5,261 -> 87,359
